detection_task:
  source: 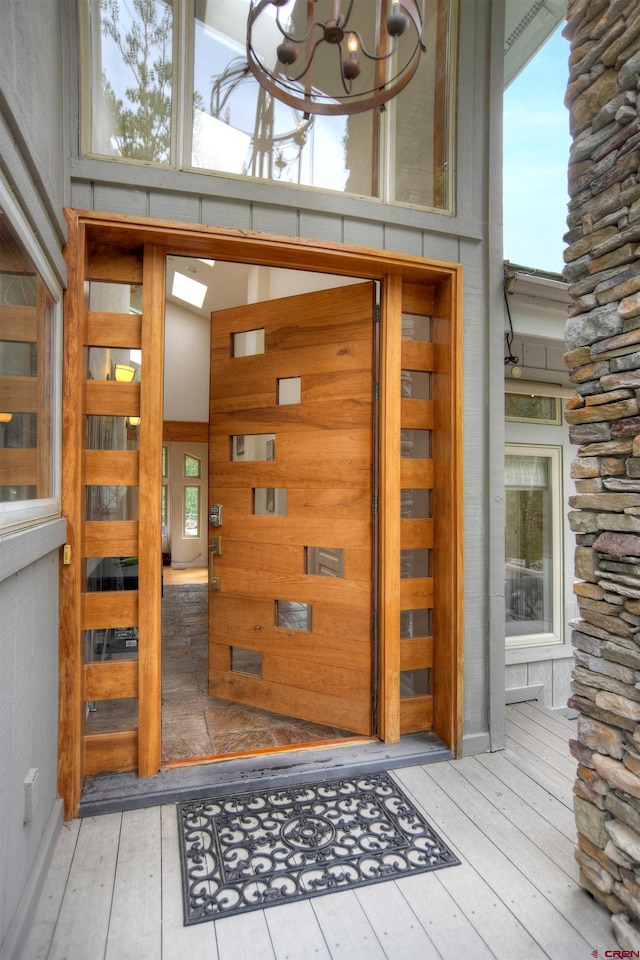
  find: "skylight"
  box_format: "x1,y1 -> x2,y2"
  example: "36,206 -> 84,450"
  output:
172,271 -> 208,308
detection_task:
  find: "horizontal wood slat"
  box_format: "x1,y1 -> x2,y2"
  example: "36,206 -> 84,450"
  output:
401,340 -> 434,370
83,730 -> 137,776
84,521 -> 139,557
163,420 -> 208,443
83,591 -> 138,629
401,398 -> 434,429
0,304 -> 37,341
400,518 -> 433,548
402,283 -> 436,315
0,375 -> 37,412
208,619 -> 371,670
400,636 -> 433,670
400,577 -> 434,609
84,660 -> 138,700
208,671 -> 370,735
85,380 -> 140,416
400,458 -> 434,488
86,312 -> 142,349
86,241 -> 143,283
0,448 -> 37,484
212,398 -> 372,433
399,695 -> 433,735
212,338 -> 372,376
211,594 -> 372,636
85,450 -> 139,486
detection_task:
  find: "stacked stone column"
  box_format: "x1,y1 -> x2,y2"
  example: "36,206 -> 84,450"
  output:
563,0 -> 640,947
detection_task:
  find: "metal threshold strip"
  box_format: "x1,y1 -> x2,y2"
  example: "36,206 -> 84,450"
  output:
79,733 -> 452,817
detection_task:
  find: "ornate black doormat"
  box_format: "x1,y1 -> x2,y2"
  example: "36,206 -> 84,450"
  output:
178,772 -> 460,924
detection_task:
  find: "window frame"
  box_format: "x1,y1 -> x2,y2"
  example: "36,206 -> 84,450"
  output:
0,174 -> 62,535
504,442 -> 563,649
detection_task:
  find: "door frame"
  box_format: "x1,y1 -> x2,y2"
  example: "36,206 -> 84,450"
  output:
59,208 -> 463,819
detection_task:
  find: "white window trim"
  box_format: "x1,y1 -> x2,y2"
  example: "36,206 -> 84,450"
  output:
0,173 -> 62,535
505,442 -> 563,649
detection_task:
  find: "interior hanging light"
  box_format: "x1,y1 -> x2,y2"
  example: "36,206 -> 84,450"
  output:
246,0 -> 426,117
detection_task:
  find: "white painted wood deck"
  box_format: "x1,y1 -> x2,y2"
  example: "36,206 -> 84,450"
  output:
22,702 -> 615,960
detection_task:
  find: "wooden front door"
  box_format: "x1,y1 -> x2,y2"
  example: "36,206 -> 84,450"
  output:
208,283 -> 376,735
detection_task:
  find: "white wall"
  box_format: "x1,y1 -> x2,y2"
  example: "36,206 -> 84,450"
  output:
163,302 -> 210,422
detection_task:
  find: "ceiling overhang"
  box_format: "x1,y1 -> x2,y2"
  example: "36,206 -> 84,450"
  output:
504,0 -> 567,88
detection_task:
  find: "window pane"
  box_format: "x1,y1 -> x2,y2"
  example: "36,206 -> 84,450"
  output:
392,2 -> 452,208
0,209 -> 55,503
184,454 -> 201,477
86,485 -> 139,521
505,394 -> 560,424
191,1 -> 371,193
275,601 -> 312,632
88,0 -> 173,163
85,627 -> 138,663
505,453 -> 555,639
87,416 -> 140,451
184,485 -> 200,537
231,434 -> 275,461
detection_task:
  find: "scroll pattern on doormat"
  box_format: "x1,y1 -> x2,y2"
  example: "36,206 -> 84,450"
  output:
178,771 -> 460,923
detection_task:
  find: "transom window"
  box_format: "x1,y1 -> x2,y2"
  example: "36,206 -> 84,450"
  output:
81,0 -> 456,211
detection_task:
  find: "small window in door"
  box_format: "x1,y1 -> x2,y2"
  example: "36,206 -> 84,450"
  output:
305,547 -> 345,578
275,601 -> 312,632
231,648 -> 262,678
232,329 -> 265,357
278,377 -> 301,404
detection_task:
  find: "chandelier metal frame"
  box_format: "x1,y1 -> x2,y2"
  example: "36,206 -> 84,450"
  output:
246,0 -> 426,117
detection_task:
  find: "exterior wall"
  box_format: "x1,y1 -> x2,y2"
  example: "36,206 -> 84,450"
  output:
504,296 -> 578,709
66,0 -> 508,757
562,0 -> 640,947
0,2 -> 67,958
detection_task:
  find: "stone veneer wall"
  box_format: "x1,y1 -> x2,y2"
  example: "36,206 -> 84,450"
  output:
563,0 -> 640,948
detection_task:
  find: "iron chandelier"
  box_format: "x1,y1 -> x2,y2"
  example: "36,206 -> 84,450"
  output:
246,0 -> 426,117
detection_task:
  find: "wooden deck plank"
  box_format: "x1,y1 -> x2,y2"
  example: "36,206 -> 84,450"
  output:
504,733 -> 575,793
396,872 -> 495,960
505,715 -> 576,778
310,890 -> 387,959
431,860 -> 548,960
453,755 -> 577,876
515,700 -> 577,738
105,807 -> 163,960
159,804 -> 218,960
423,759 -> 610,947
475,749 -> 576,837
354,881 -> 441,959
215,909 -> 275,960
45,813 -> 122,960
264,900 -> 332,960
395,764 -> 600,959
507,707 -> 577,765
21,819 -> 81,960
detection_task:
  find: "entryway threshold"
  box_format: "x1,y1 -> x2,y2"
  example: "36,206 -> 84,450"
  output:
79,733 -> 452,817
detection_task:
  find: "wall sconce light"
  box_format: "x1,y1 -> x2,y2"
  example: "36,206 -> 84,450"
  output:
127,417 -> 141,428
0,412 -> 13,423
114,364 -> 136,382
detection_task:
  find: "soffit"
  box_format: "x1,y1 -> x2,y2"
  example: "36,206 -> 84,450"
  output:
504,0 -> 567,87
